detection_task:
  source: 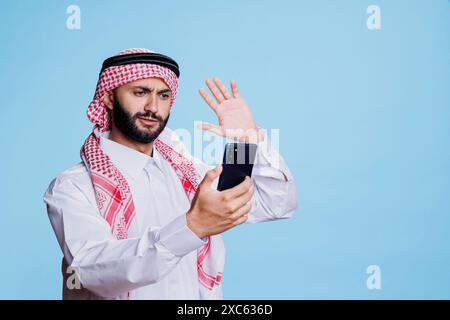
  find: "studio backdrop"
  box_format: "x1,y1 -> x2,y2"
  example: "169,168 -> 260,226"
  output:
0,0 -> 449,299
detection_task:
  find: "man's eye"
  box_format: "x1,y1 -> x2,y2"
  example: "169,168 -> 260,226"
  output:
134,91 -> 146,96
159,93 -> 170,99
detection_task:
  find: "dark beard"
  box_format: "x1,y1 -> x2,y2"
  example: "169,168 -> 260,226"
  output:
112,92 -> 170,144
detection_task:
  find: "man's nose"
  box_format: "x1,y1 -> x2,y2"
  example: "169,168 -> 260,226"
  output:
143,95 -> 158,113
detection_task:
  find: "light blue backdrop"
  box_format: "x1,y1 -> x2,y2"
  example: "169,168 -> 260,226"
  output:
0,0 -> 449,299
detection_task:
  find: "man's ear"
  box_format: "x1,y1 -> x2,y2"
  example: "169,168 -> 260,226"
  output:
103,91 -> 114,111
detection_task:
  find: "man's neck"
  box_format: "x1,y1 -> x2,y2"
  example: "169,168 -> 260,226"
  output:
109,128 -> 154,157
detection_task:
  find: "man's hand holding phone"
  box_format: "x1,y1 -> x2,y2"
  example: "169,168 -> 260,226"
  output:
187,165 -> 254,238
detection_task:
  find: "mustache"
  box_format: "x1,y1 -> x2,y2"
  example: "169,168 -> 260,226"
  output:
134,112 -> 164,122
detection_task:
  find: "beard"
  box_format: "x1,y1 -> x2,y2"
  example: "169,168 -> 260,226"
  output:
112,92 -> 170,144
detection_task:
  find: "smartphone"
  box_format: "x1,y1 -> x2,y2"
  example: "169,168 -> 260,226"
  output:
217,142 -> 258,191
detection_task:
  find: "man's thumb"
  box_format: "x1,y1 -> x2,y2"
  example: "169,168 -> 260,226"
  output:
202,165 -> 222,186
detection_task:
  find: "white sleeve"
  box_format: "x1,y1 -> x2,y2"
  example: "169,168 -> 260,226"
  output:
43,175 -> 206,299
245,135 -> 298,223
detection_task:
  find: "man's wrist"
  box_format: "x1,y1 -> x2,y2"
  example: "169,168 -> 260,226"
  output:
237,127 -> 265,144
186,209 -> 206,239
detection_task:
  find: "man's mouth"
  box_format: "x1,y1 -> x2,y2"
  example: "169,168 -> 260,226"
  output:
138,116 -> 159,126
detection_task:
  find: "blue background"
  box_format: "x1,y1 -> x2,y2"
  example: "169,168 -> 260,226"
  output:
0,0 -> 449,299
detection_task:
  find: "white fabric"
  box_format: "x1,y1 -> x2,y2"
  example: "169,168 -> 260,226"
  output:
43,128 -> 297,300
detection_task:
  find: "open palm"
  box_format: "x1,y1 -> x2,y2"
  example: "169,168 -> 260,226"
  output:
198,78 -> 262,143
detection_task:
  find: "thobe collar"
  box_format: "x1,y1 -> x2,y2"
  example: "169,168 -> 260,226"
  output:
99,131 -> 164,180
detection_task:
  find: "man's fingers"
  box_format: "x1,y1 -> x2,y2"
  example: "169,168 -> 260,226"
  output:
222,176 -> 252,198
230,80 -> 241,98
213,77 -> 232,100
229,185 -> 254,212
201,165 -> 222,187
206,78 -> 225,104
230,203 -> 252,226
198,88 -> 219,115
235,213 -> 249,226
197,122 -> 225,137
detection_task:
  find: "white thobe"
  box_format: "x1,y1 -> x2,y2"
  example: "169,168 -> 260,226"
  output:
43,129 -> 297,300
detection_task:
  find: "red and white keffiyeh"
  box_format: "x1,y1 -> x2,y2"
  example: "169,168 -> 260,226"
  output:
80,48 -> 224,299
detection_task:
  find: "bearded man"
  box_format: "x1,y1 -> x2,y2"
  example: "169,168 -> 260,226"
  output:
43,48 -> 297,300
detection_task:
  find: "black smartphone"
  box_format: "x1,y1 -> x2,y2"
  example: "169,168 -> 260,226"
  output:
217,142 -> 258,191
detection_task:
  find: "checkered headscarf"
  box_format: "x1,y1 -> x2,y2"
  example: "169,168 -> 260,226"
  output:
87,48 -> 179,132
80,48 -> 224,299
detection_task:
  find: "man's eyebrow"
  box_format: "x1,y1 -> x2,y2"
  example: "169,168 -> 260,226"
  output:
131,85 -> 151,92
157,88 -> 171,94
130,86 -> 171,94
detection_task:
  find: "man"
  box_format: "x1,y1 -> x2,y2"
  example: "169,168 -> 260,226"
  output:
43,48 -> 297,300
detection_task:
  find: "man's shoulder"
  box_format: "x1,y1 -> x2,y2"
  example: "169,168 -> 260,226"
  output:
43,162 -> 100,220
44,162 -> 92,198
54,161 -> 90,184
58,161 -> 88,177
